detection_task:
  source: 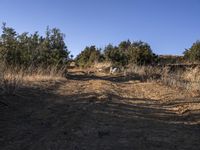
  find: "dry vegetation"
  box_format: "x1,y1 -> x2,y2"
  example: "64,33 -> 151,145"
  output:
125,65 -> 200,94
0,65 -> 67,95
0,65 -> 200,150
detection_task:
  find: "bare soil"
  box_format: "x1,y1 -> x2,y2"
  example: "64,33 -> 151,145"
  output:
1,70 -> 200,150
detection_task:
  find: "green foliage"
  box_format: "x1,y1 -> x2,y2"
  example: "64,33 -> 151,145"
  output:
158,55 -> 184,65
104,44 -> 127,66
118,40 -> 131,51
184,40 -> 200,62
75,46 -> 102,67
127,41 -> 155,65
104,40 -> 156,66
0,23 -> 70,68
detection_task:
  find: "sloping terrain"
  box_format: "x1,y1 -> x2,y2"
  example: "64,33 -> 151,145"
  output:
0,70 -> 200,150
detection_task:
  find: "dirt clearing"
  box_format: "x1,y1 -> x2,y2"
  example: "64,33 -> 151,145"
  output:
1,71 -> 200,150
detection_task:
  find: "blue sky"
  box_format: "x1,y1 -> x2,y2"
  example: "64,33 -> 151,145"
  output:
0,0 -> 199,56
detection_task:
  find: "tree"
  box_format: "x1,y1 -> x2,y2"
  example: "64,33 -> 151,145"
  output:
75,46 -> 101,67
118,40 -> 131,51
47,27 -> 69,65
0,23 -> 19,65
103,41 -> 156,66
0,23 -> 70,68
184,40 -> 200,62
127,41 -> 155,65
104,44 -> 127,66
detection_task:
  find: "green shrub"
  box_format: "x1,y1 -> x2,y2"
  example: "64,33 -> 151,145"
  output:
75,46 -> 103,67
104,40 -> 156,67
184,40 -> 200,62
0,23 -> 70,68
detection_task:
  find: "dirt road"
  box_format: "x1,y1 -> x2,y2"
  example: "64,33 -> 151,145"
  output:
1,71 -> 200,150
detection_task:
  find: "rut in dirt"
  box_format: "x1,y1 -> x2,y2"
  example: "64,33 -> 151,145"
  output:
1,72 -> 200,150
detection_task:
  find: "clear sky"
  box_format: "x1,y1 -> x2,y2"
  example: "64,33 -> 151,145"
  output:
0,0 -> 199,56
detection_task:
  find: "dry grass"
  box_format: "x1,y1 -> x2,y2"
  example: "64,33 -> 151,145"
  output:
125,64 -> 161,81
93,62 -> 112,69
161,66 -> 200,93
0,64 -> 23,95
1,69 -> 200,150
125,64 -> 200,93
23,66 -> 67,82
0,64 -> 67,95
1,62 -> 199,95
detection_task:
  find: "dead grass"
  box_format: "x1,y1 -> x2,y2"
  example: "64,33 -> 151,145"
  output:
1,62 -> 199,96
161,66 -> 200,93
0,64 -> 66,95
0,64 -> 23,95
124,64 -> 200,94
93,62 -> 112,69
1,68 -> 200,150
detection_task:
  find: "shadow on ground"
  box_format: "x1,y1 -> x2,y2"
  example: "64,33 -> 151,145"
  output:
66,72 -> 143,83
0,76 -> 200,150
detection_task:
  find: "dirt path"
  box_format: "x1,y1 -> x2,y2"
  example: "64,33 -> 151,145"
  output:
1,71 -> 200,150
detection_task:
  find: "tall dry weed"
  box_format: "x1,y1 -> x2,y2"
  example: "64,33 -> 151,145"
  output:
126,64 -> 200,93
0,65 -> 24,95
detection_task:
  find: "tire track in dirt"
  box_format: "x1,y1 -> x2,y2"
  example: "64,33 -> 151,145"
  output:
1,72 -> 200,150
55,74 -> 200,122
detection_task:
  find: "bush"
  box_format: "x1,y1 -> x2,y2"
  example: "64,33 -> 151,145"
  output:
184,40 -> 200,62
104,44 -> 128,67
127,41 -> 155,65
0,23 -> 70,68
75,46 -> 103,67
104,40 -> 157,67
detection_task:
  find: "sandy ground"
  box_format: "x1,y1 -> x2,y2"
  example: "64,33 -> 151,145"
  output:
1,70 -> 200,150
